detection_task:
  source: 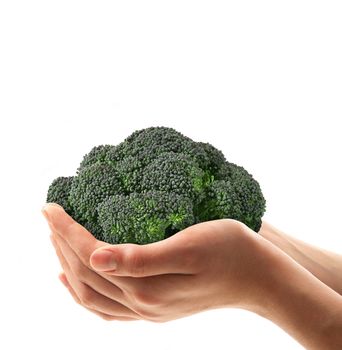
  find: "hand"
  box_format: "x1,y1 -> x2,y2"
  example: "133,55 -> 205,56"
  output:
42,204 -> 268,322
259,221 -> 342,295
43,204 -> 342,349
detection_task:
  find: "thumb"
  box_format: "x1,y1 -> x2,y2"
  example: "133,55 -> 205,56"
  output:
90,233 -> 196,277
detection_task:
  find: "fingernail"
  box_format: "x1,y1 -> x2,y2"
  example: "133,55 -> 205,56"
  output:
43,202 -> 65,213
46,203 -> 64,210
91,250 -> 117,271
42,207 -> 50,222
42,203 -> 64,224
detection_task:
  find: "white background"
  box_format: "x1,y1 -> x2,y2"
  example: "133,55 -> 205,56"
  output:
0,1 -> 341,349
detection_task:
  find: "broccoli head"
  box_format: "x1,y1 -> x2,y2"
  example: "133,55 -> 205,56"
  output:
46,126 -> 266,244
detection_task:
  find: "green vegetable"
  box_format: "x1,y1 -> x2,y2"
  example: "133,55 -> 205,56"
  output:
47,127 -> 266,244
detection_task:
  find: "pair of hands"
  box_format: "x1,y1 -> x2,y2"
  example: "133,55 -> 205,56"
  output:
43,203 -> 268,322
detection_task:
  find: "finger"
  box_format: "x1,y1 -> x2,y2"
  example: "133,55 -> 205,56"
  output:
90,225 -> 200,277
52,232 -> 131,308
43,205 -> 120,287
58,273 -> 137,321
43,203 -> 108,268
50,234 -> 140,319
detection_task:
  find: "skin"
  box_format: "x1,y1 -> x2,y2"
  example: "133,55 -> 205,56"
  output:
42,204 -> 342,349
259,222 -> 342,296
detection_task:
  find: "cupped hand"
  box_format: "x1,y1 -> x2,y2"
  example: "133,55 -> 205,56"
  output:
43,204 -> 267,322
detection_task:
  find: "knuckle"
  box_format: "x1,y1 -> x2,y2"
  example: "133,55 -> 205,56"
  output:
147,316 -> 167,323
76,254 -> 91,270
73,261 -> 86,278
124,246 -> 146,276
80,256 -> 92,269
72,262 -> 92,282
74,296 -> 82,305
79,286 -> 95,307
133,305 -> 159,321
99,314 -> 114,321
133,289 -> 161,307
177,240 -> 200,271
181,249 -> 198,270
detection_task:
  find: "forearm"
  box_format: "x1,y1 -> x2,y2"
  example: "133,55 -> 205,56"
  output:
250,235 -> 342,350
259,222 -> 342,295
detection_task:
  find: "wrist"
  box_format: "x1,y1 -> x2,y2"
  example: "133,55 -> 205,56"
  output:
258,221 -> 293,253
259,221 -> 342,296
250,234 -> 342,349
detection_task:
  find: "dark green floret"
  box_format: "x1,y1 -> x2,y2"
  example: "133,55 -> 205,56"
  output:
78,144 -> 118,171
98,191 -> 194,244
68,162 -> 124,239
140,152 -> 208,201
46,126 -> 266,244
46,176 -> 74,215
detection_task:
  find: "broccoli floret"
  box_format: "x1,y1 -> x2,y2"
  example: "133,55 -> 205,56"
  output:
46,176 -> 74,215
115,156 -> 144,193
140,152 -> 208,201
199,180 -> 265,232
97,191 -> 194,244
115,127 -> 209,167
78,144 -> 118,171
69,163 -> 123,231
197,162 -> 266,231
196,142 -> 226,175
46,126 -> 266,244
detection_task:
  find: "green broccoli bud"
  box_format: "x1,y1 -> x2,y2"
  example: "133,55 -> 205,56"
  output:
200,162 -> 266,231
196,142 -> 226,175
78,144 -> 118,171
97,191 -> 195,244
46,176 -> 74,215
69,162 -> 123,225
116,127 -> 209,167
140,152 -> 207,201
114,156 -> 144,193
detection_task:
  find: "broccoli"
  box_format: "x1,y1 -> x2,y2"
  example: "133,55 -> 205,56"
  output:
46,176 -> 74,216
46,126 -> 266,244
98,191 -> 194,244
